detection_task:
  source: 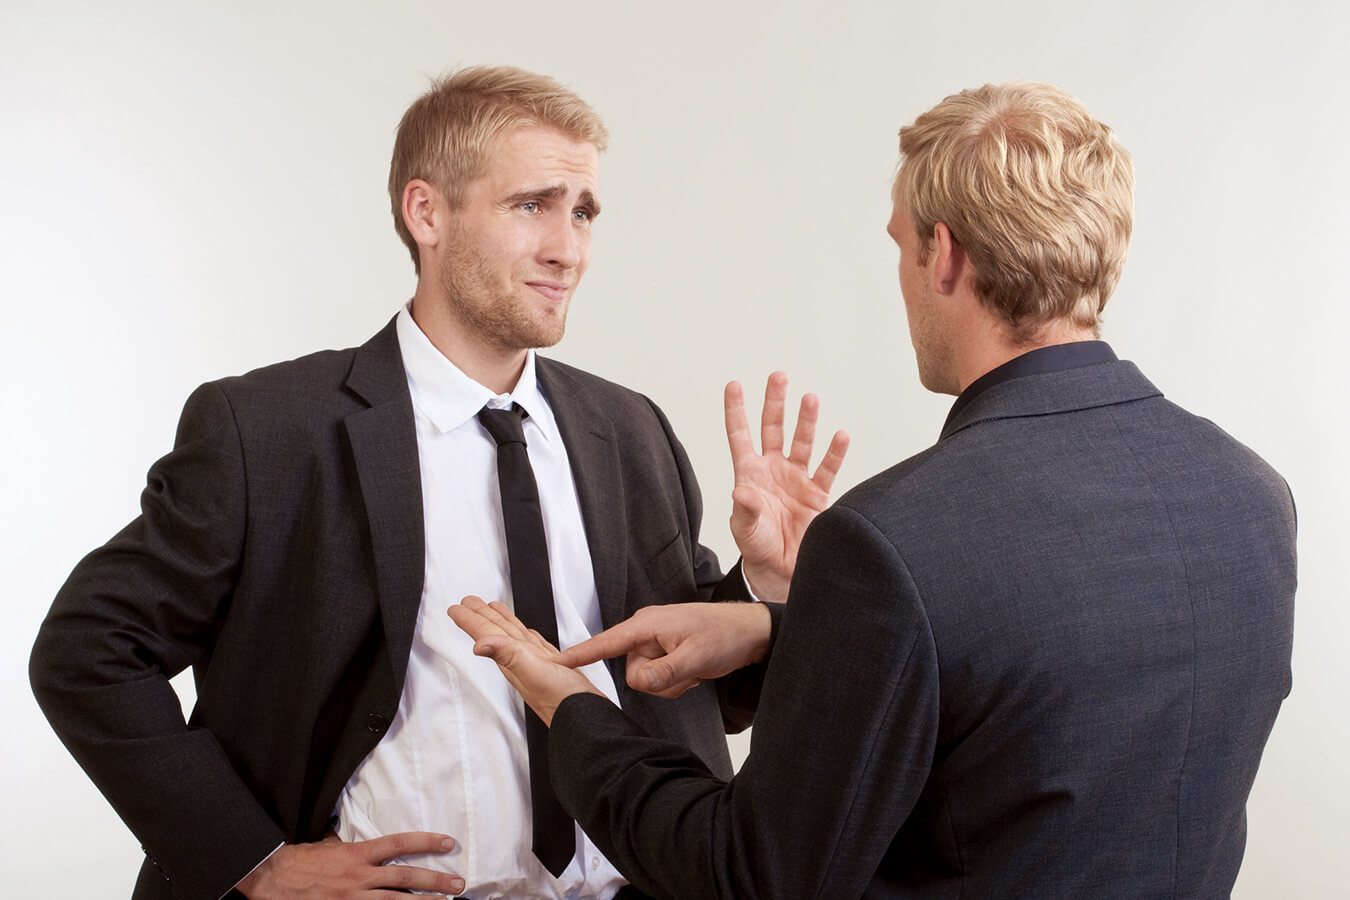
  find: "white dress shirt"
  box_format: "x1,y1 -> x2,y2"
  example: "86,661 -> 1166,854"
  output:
334,306 -> 627,899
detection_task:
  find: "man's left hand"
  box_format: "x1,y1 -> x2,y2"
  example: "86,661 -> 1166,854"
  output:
725,372 -> 849,603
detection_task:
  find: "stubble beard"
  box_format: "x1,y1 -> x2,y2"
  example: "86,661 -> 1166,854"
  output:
913,331 -> 958,395
437,236 -> 571,355
908,289 -> 958,395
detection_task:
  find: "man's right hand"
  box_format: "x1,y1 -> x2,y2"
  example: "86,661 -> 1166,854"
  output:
555,602 -> 773,698
235,831 -> 465,899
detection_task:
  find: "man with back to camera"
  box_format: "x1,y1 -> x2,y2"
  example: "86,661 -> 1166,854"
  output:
29,66 -> 848,899
450,81 -> 1298,898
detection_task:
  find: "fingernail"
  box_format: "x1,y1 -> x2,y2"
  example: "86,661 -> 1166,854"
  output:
450,878 -> 466,893
442,837 -> 455,850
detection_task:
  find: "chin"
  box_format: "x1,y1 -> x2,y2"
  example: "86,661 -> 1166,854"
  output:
533,331 -> 565,350
523,318 -> 568,350
916,365 -> 958,396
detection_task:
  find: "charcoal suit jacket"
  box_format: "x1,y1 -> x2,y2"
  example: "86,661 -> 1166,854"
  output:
549,357 -> 1297,899
30,316 -> 754,900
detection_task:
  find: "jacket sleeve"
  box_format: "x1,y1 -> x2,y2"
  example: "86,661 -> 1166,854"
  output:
29,381 -> 285,900
549,504 -> 941,899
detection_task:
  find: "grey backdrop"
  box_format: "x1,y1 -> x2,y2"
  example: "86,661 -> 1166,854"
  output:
3,1 -> 1345,895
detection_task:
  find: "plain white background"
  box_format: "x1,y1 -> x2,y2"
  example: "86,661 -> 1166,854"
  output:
3,1 -> 1346,895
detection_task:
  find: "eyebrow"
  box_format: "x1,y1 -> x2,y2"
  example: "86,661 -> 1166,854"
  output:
503,184 -> 601,217
579,190 -> 601,218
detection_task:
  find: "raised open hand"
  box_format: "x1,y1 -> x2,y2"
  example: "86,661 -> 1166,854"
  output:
725,372 -> 849,603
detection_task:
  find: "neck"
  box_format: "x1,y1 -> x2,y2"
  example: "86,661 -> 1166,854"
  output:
409,287 -> 527,395
954,318 -> 1098,393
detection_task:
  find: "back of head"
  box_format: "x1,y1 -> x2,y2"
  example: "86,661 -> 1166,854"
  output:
895,83 -> 1133,338
389,65 -> 609,274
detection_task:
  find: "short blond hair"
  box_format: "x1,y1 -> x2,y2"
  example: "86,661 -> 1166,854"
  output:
895,83 -> 1133,336
389,65 -> 609,273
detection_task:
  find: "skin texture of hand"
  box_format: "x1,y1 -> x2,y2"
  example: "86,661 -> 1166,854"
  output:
727,372 -> 849,603
448,595 -> 603,727
235,831 -> 464,899
554,602 -> 773,698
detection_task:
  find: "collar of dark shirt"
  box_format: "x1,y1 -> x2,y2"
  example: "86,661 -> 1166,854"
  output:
941,340 -> 1118,434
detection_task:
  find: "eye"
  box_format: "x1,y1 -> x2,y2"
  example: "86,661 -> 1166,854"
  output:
520,201 -> 540,213
572,208 -> 592,222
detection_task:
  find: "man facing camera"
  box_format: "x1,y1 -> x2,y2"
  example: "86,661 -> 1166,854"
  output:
453,82 -> 1297,898
30,66 -> 846,899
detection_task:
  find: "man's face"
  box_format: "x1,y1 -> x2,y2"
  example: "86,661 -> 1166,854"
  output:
436,125 -> 601,354
887,190 -> 958,394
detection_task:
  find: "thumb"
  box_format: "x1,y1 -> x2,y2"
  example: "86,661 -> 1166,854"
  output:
636,657 -> 678,693
635,660 -> 700,698
729,485 -> 764,539
472,634 -> 515,662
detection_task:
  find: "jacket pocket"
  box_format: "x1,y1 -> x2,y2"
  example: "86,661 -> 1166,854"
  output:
643,532 -> 689,591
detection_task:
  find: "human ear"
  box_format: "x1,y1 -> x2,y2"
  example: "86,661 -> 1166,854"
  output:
401,179 -> 442,249
930,222 -> 968,295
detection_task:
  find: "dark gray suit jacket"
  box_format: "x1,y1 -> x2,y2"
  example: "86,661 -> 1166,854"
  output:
30,318 -> 753,900
549,358 -> 1297,899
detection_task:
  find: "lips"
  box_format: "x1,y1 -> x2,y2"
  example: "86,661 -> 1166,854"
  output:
526,281 -> 569,303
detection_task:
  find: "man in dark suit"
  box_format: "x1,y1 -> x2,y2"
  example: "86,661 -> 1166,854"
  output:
450,82 -> 1298,898
28,67 -> 847,899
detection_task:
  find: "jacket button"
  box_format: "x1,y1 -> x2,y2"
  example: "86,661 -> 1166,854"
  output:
366,713 -> 388,734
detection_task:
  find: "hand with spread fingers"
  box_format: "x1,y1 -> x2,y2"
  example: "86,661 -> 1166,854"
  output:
554,602 -> 772,699
236,830 -> 465,899
448,595 -> 602,727
726,372 -> 849,603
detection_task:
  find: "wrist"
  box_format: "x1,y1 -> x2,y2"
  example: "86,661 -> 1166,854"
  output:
743,601 -> 774,664
742,563 -> 790,605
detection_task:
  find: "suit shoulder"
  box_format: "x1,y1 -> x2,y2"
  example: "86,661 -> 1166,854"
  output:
536,356 -> 664,417
183,342 -> 374,436
1163,399 -> 1286,473
212,345 -> 361,395
836,443 -> 950,517
1147,399 -> 1295,518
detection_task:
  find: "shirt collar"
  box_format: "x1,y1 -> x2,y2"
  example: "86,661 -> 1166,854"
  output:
943,340 -> 1118,433
395,304 -> 557,443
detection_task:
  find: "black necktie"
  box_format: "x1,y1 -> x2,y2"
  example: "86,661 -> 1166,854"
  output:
477,403 -> 574,877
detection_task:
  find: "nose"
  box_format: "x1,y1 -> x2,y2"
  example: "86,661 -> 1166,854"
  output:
538,212 -> 585,270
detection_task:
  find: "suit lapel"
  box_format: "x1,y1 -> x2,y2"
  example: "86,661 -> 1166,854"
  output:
342,318 -> 425,696
537,358 -> 630,630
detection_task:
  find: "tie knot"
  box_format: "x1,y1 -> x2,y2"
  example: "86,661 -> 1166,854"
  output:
478,403 -> 528,447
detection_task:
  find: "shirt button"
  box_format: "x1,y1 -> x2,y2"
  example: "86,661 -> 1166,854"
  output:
592,856 -> 600,870
366,713 -> 388,734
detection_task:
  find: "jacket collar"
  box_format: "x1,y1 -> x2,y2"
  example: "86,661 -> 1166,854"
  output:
940,358 -> 1163,442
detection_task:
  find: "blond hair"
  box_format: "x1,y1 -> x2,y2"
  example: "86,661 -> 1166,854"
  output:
895,83 -> 1133,337
389,66 -> 609,273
